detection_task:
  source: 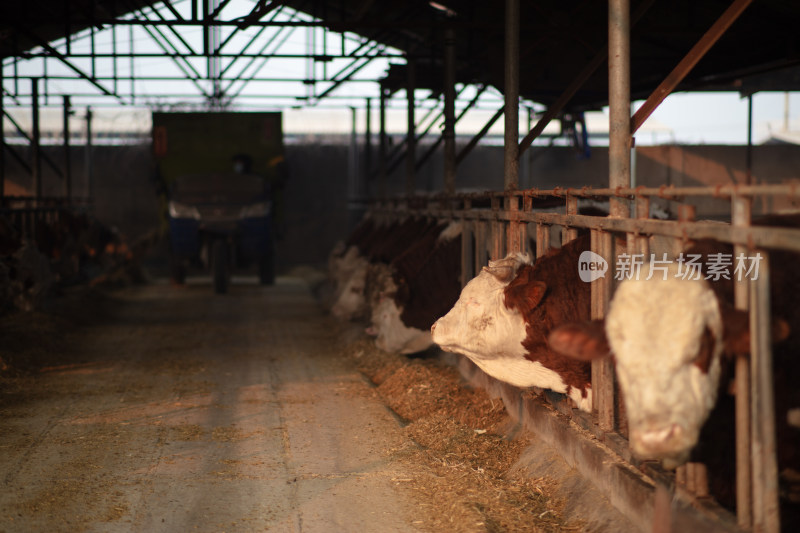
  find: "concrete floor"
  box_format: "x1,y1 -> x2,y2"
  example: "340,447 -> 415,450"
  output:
0,277 -> 424,532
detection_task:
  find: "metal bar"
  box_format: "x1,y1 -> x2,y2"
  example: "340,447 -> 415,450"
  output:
224,25 -> 300,98
36,75 -> 377,83
23,34 -> 122,101
379,86 -> 387,198
507,196 -> 522,254
630,0 -> 754,134
594,229 -> 615,431
564,195 -> 578,243
746,95 -> 753,185
64,0 -> 71,55
475,220 -> 487,273
314,41 -> 385,103
25,52 -> 407,60
364,97 -> 372,186
609,0 -> 631,218
63,95 -> 71,200
443,24 -> 456,194
208,0 -> 232,20
406,58 -> 415,195
15,18 -> 500,30
348,106 -> 358,202
483,183 -> 800,199
137,18 -> 209,98
490,196 -> 504,260
732,194 -> 752,528
456,105 -> 504,166
220,5 -> 294,75
162,0 -> 186,22
535,222 -> 549,258
635,195 -> 649,256
202,0 -> 209,56
377,208 -> 800,253
460,198 -> 474,288
129,22 -> 135,102
0,67 -> 4,200
504,0 -> 519,191
750,251 -> 780,533
389,87 -> 472,177
31,78 -> 41,202
112,24 -> 118,95
90,25 -> 96,80
85,107 -> 93,204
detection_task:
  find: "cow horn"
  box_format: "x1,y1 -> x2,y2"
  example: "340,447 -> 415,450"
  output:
482,264 -> 515,282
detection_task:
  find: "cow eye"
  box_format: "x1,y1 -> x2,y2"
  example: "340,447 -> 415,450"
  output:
693,327 -> 716,373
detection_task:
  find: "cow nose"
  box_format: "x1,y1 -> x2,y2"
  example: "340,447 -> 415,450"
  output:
632,423 -> 685,457
430,322 -> 437,333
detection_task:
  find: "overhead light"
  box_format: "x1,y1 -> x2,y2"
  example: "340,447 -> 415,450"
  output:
429,1 -> 457,17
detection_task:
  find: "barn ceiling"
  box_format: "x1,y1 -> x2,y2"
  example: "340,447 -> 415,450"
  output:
1,0 -> 799,111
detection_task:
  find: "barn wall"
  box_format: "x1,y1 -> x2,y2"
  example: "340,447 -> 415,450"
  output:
4,141 -> 800,271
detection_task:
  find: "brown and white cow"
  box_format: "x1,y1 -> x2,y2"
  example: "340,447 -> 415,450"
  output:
368,221 -> 462,354
549,238 -> 798,470
431,234 -> 593,411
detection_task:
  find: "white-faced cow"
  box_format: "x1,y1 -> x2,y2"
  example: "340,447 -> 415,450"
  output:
328,217 -> 442,322
368,221 -> 462,354
431,234 -> 592,411
549,236 -> 799,477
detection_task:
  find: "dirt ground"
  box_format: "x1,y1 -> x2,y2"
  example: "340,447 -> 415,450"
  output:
0,275 -> 580,532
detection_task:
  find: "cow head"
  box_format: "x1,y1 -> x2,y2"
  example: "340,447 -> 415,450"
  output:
548,262 -> 767,468
371,296 -> 432,354
431,253 -> 534,362
331,260 -> 368,321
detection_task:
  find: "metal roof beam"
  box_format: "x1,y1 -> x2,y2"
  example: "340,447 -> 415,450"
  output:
22,32 -> 123,103
135,16 -> 210,98
630,0 -> 754,134
139,1 -> 198,55
224,25 -> 300,101
160,0 -> 185,22
518,0 -> 655,156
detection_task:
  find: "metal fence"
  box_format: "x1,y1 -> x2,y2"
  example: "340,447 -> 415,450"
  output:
0,196 -> 91,239
370,182 -> 800,533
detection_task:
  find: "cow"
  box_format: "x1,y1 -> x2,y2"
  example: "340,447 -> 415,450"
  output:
367,221 -> 462,354
431,234 -> 593,411
548,225 -> 800,522
327,217 -> 440,321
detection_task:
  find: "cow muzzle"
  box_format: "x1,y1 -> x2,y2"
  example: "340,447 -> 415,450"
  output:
630,422 -> 688,459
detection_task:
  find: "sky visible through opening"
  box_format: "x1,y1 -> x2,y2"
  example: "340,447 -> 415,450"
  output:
2,0 -> 798,146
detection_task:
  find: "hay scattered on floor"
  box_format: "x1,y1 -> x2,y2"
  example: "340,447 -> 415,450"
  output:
340,329 -> 580,533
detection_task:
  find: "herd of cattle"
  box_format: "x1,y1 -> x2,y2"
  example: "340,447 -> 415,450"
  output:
326,212 -> 799,517
0,210 -> 148,313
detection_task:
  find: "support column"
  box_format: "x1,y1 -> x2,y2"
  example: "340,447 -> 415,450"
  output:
0,67 -> 4,201
746,94 -> 753,185
379,87 -> 387,198
31,78 -> 42,202
504,0 -> 519,191
63,95 -> 72,200
406,59 -> 416,195
443,25 -> 456,194
364,97 -> 372,188
591,0 -> 632,434
608,0 -> 631,216
85,107 -> 93,204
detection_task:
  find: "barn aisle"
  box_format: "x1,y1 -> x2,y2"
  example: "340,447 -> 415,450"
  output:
0,278 -> 423,532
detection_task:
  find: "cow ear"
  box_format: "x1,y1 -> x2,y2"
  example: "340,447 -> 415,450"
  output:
548,320 -> 610,361
720,306 -> 791,358
505,279 -> 547,315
